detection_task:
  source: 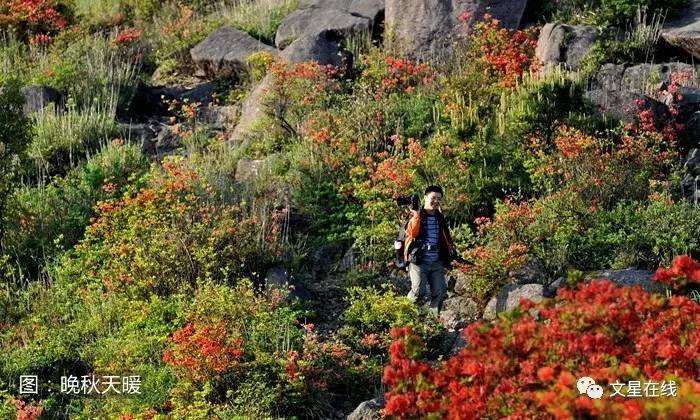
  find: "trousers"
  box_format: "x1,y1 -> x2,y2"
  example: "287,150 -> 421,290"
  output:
407,260 -> 446,314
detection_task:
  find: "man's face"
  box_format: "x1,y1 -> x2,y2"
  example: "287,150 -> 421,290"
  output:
424,192 -> 443,211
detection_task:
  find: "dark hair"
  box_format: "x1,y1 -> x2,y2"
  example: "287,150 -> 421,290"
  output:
424,185 -> 444,196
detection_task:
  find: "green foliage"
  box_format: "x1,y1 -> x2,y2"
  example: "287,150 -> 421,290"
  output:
218,0 -> 299,43
534,0 -> 687,26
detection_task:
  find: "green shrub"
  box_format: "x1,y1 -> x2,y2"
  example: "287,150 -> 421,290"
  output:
533,0 -> 686,26
217,0 -> 299,43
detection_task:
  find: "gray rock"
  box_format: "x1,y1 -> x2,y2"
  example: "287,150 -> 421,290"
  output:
543,277 -> 565,298
591,63 -> 626,91
300,0 -> 384,22
151,125 -> 182,158
586,89 -> 668,123
662,0 -> 700,59
682,149 -> 700,204
266,266 -> 290,288
685,148 -> 700,174
235,158 -> 265,182
196,105 -> 236,129
190,27 -> 276,78
440,296 -> 479,330
21,85 -> 63,115
280,30 -> 349,68
229,74 -> 272,145
313,242 -> 346,278
585,268 -> 669,294
275,7 -> 370,48
483,283 -> 544,320
347,397 -> 384,420
385,0 -> 477,60
536,23 -> 597,71
509,256 -> 547,284
450,329 -> 468,355
476,0 -> 529,30
119,120 -> 164,151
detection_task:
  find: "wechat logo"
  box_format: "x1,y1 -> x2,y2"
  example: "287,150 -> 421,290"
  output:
577,376 -> 604,399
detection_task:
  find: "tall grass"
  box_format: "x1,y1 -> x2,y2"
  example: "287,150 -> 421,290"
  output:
215,0 -> 299,42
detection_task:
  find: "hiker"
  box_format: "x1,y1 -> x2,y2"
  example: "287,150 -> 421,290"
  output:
403,185 -> 460,314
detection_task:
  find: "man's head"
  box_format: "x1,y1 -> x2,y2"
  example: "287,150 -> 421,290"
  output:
423,185 -> 443,212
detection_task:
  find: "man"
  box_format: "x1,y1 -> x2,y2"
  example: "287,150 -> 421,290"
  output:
403,185 -> 458,314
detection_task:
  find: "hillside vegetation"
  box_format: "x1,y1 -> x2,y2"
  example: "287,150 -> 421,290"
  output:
0,0 -> 699,418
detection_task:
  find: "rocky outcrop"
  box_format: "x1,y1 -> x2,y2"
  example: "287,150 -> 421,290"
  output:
21,85 -> 64,115
385,0 -> 477,60
662,0 -> 700,59
591,63 -> 698,93
483,283 -> 544,320
536,23 -> 597,71
385,0 -> 528,60
190,27 -> 276,78
509,256 -> 547,284
275,7 -> 371,48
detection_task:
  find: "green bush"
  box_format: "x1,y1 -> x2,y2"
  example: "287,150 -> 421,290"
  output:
533,0 -> 687,26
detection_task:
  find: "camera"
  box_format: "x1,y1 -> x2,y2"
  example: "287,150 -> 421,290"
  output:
396,194 -> 420,211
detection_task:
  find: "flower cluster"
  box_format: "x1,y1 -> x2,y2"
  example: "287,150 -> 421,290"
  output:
113,27 -> 143,47
0,0 -> 68,39
383,279 -> 700,418
654,255 -> 700,292
468,13 -> 539,88
162,322 -> 244,383
12,399 -> 44,420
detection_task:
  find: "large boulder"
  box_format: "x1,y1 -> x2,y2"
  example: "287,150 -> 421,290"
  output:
440,296 -> 479,330
280,30 -> 349,69
347,397 -> 384,420
483,283 -> 544,320
275,7 -> 370,48
475,0 -> 529,30
21,85 -> 64,115
536,23 -> 597,71
509,255 -> 547,284
585,268 -> 669,294
662,0 -> 700,60
313,242 -> 346,279
591,62 -> 699,94
190,27 -> 276,78
385,0 -> 528,60
299,0 -> 384,23
385,0 -> 477,60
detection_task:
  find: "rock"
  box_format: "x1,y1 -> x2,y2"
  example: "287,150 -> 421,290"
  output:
21,85 -> 64,115
385,0 -> 477,60
313,242 -> 346,278
483,283 -> 544,320
265,266 -> 290,288
280,30 -> 349,68
118,119 -> 165,151
229,74 -> 273,144
591,63 -> 626,91
299,0 -> 384,23
450,329 -> 468,355
585,268 -> 669,294
196,105 -> 236,129
347,397 -> 384,420
685,148 -> 700,174
440,296 -> 479,330
662,0 -> 700,59
275,7 -> 371,48
681,149 -> 699,204
509,255 -> 547,284
151,125 -> 182,158
586,89 -> 668,123
535,23 -> 597,71
543,277 -> 565,298
235,158 -> 265,182
190,27 -> 276,78
475,0 -> 529,30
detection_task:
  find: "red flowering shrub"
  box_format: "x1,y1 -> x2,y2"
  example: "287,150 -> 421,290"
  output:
0,0 -> 68,40
655,255 -> 700,292
113,27 -> 143,47
384,279 -> 700,418
463,13 -> 539,89
359,54 -> 434,98
11,399 -> 44,420
163,322 -> 244,383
